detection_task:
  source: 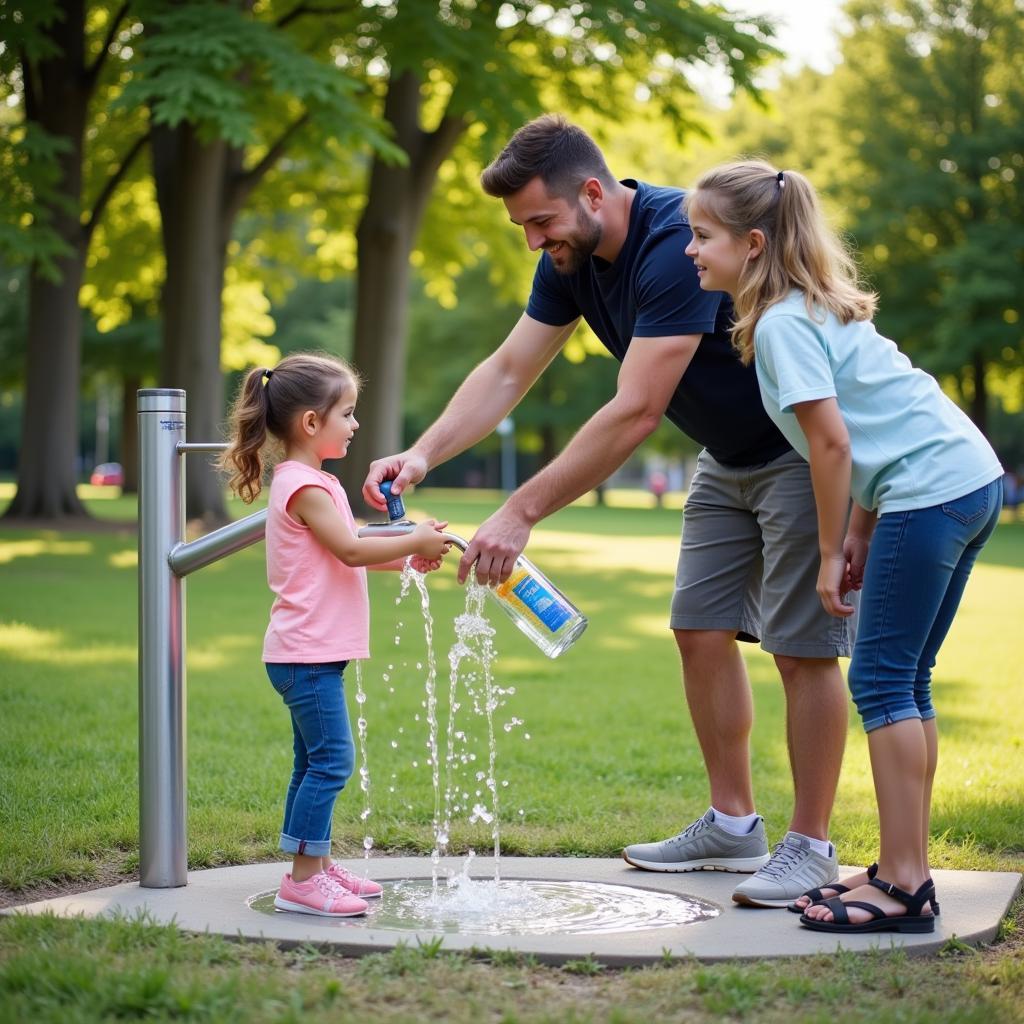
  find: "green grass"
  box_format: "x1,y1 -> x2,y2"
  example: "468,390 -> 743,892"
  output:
1,905 -> 1022,1023
1,485 -> 1023,1022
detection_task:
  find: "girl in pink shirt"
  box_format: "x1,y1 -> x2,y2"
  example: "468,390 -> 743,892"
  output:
222,352 -> 451,917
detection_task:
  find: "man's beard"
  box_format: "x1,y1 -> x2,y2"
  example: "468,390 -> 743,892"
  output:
548,206 -> 602,275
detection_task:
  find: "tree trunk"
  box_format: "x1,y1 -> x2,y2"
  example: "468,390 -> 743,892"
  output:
6,248 -> 89,520
3,0 -> 90,522
340,71 -> 466,517
120,373 -> 141,495
152,123 -> 231,525
343,155 -> 420,516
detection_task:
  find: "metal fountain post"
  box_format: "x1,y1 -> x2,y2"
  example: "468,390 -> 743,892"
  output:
137,389 -> 268,887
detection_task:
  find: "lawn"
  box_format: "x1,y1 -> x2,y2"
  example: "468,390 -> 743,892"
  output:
1,484 -> 1022,1023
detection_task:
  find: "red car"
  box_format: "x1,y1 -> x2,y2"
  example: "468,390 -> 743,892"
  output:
90,462 -> 124,487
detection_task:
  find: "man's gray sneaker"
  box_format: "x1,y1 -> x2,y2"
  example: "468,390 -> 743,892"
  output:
622,810 -> 770,873
731,832 -> 839,908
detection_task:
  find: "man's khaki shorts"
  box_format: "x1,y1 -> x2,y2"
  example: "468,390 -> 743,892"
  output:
670,448 -> 853,658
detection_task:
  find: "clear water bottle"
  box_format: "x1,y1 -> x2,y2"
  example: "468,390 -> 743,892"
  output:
489,554 -> 587,659
358,489 -> 587,659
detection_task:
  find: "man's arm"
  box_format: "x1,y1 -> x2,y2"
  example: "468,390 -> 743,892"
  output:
459,332 -> 701,584
362,313 -> 576,509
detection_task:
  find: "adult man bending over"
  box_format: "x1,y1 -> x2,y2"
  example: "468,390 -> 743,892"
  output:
364,115 -> 852,908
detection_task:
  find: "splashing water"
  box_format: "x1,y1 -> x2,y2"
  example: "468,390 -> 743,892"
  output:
397,562 -> 444,887
352,661 -> 373,857
352,562 -> 525,899
447,579 -> 503,881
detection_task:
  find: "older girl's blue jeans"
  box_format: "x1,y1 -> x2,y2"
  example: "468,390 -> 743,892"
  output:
265,661 -> 354,857
848,480 -> 1001,732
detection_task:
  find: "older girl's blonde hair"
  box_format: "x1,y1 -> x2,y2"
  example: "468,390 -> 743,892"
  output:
219,352 -> 360,503
685,160 -> 876,365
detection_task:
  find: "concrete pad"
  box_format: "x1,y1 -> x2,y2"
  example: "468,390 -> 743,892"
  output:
5,858 -> 1020,966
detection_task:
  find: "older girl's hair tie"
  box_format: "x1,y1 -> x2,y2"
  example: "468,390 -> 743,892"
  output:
263,369 -> 274,382
776,170 -> 785,189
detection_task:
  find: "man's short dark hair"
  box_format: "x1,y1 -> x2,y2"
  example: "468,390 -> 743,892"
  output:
480,114 -> 616,200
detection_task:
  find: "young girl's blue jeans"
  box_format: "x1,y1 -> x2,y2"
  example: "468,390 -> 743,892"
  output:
265,661 -> 355,856
848,480 -> 1002,732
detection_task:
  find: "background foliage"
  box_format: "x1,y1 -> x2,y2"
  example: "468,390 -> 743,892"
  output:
0,0 -> 1021,507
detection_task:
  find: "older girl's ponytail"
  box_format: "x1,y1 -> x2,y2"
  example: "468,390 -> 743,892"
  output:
686,161 -> 876,365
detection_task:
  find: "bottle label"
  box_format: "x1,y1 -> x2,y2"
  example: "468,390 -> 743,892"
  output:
510,573 -> 572,633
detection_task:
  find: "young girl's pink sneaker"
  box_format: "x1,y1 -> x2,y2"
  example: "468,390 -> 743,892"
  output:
273,871 -> 369,917
326,862 -> 384,898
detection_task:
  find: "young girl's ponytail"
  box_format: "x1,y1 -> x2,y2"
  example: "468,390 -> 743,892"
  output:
686,161 -> 876,365
221,366 -> 274,503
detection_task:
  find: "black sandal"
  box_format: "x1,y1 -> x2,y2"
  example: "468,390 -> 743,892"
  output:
785,862 -> 878,914
799,876 -> 938,934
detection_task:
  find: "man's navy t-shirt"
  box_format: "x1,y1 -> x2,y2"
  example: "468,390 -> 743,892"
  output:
525,180 -> 790,467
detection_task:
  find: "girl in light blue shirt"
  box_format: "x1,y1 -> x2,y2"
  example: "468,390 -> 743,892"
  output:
683,160 -> 1002,936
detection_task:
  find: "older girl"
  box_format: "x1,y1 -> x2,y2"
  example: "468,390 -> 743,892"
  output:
683,161 -> 1001,933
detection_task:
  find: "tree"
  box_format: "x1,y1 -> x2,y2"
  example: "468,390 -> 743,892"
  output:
831,0 -> 1024,433
123,1 -> 397,522
0,1 -> 146,520
333,0 -> 778,513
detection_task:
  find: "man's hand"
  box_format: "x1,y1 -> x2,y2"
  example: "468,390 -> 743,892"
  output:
458,505 -> 532,586
363,450 -> 428,511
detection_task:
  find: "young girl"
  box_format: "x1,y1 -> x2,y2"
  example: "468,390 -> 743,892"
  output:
222,352 -> 451,917
683,161 -> 1002,934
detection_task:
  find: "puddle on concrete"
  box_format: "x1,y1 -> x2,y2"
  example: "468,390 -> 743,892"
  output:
248,877 -> 719,936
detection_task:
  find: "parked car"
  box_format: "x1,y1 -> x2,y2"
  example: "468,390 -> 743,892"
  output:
90,462 -> 124,487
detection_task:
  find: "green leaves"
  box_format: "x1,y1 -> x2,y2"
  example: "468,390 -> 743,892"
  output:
120,2 -> 374,149
0,122 -> 76,280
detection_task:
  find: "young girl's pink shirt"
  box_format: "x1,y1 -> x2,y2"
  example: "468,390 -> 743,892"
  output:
262,461 -> 369,663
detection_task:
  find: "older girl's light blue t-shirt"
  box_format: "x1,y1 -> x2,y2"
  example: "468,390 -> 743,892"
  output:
753,291 -> 1002,513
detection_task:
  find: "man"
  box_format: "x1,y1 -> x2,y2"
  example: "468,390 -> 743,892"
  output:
363,115 -> 852,908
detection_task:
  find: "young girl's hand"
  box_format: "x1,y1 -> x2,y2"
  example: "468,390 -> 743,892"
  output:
412,519 -> 452,559
409,554 -> 444,574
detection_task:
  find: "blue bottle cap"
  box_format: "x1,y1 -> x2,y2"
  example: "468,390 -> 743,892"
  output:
380,479 -> 406,522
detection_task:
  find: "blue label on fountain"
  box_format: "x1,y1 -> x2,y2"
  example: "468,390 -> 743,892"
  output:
512,575 -> 572,632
